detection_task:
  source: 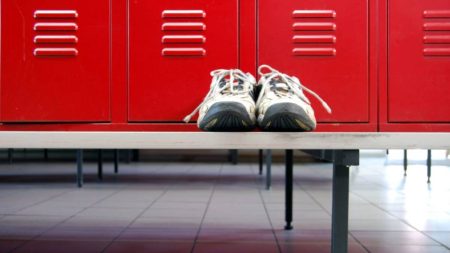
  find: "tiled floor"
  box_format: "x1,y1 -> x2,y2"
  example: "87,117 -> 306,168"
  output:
0,150 -> 449,253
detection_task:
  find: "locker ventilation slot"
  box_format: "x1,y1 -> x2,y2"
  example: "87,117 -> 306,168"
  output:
423,10 -> 450,18
423,23 -> 450,31
292,10 -> 336,57
293,22 -> 336,31
423,35 -> 450,44
293,10 -> 336,18
293,48 -> 336,56
161,9 -> 206,57
34,23 -> 78,31
162,48 -> 205,56
34,48 -> 78,56
33,10 -> 79,57
423,10 -> 450,57
162,22 -> 205,31
162,35 -> 205,44
162,10 -> 205,19
34,10 -> 78,19
34,35 -> 78,44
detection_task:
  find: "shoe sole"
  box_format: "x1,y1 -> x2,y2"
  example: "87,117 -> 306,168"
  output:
259,103 -> 316,132
199,102 -> 255,132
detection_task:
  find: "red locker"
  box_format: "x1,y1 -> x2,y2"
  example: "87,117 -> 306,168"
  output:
388,0 -> 450,123
0,0 -> 448,132
0,0 -> 111,122
128,0 -> 239,122
258,0 -> 369,123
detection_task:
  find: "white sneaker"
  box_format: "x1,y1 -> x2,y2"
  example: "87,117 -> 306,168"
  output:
256,65 -> 332,131
184,69 -> 257,131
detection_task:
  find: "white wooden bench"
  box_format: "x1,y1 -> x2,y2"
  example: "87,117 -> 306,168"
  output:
1,131 -> 449,253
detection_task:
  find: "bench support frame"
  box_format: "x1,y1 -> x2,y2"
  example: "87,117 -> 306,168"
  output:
284,149 -> 359,253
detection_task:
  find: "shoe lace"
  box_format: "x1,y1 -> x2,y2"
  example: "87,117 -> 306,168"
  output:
183,69 -> 256,123
256,64 -> 332,114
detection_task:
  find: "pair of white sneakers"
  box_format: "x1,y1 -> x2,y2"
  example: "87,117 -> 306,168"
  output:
183,65 -> 331,132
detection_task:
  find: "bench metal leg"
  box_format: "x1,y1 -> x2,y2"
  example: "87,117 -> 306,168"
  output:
76,149 -> 84,188
427,149 -> 431,183
229,149 -> 238,165
126,149 -> 132,164
266,149 -> 272,190
98,149 -> 103,180
8,149 -> 13,163
331,150 -> 359,253
44,149 -> 49,161
114,149 -> 119,174
132,149 -> 140,162
258,149 -> 263,175
403,149 -> 408,176
285,149 -> 293,230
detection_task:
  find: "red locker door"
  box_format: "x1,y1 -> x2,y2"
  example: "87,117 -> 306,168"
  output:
129,0 -> 238,122
259,0 -> 369,123
0,0 -> 110,122
389,0 -> 450,123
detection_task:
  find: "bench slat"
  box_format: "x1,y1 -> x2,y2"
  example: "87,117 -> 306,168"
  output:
1,132 -> 449,149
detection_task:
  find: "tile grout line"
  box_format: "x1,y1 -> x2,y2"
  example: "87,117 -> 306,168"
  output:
303,161 -> 447,250
348,231 -> 372,253
189,163 -> 223,253
4,183 -> 88,253
2,152 -> 448,252
257,179 -> 282,252
9,184 -> 129,253
99,186 -> 170,253
298,167 -> 371,253
350,177 -> 450,250
2,185 -> 75,216
372,205 -> 450,250
296,169 -> 333,216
